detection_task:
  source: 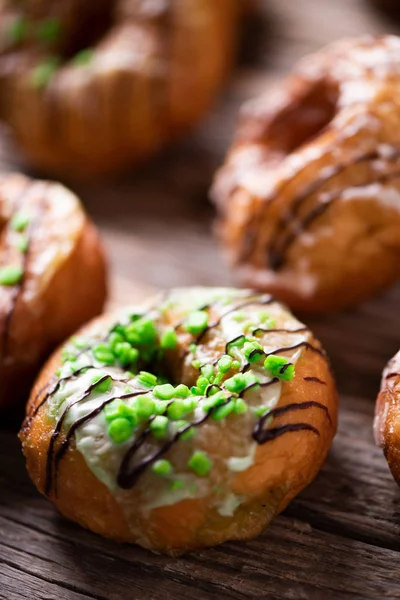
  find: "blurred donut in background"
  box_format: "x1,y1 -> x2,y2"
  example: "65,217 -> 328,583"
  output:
0,172 -> 107,410
0,0 -> 239,179
212,35 -> 400,313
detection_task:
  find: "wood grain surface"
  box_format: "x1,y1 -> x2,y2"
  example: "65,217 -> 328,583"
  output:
2,0 -> 400,598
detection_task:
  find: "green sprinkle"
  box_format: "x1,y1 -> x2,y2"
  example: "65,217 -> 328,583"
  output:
129,313 -> 143,322
154,400 -> 167,415
212,401 -> 235,421
15,235 -> 29,254
174,384 -> 190,398
0,265 -> 23,286
108,418 -> 133,444
212,373 -> 224,386
72,48 -> 95,67
202,392 -> 227,412
133,394 -> 155,419
93,344 -> 115,365
71,337 -> 88,349
112,323 -> 126,336
180,426 -> 196,441
61,347 -> 77,363
150,415 -> 169,438
201,364 -> 214,381
207,385 -> 221,396
167,399 -> 194,421
109,332 -> 125,349
152,459 -> 172,476
264,355 -> 295,381
243,341 -> 264,363
189,343 -> 197,354
170,480 -> 184,491
195,376 -> 209,394
225,372 -> 259,393
255,406 -> 270,418
30,56 -> 60,89
137,371 -> 158,388
234,398 -> 248,415
184,310 -> 209,335
125,318 -> 157,346
232,360 -> 241,370
35,18 -> 62,44
191,360 -> 201,370
160,328 -> 178,350
114,342 -> 139,367
6,16 -> 28,45
11,211 -> 30,232
224,374 -> 248,394
104,399 -> 137,426
232,311 -> 245,322
153,383 -> 175,400
188,451 -> 212,477
92,374 -> 112,393
226,335 -> 246,353
218,355 -> 233,374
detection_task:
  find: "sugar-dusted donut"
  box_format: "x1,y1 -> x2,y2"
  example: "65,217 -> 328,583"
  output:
0,172 -> 107,409
374,351 -> 400,485
20,288 -> 337,555
0,0 -> 238,178
212,35 -> 400,313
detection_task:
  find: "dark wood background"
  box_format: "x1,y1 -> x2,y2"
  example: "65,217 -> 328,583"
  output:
2,1 -> 400,598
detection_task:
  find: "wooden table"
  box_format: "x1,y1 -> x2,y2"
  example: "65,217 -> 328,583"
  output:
2,1 -> 400,598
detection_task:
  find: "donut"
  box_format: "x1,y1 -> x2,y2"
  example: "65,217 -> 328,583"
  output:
374,351 -> 400,485
0,172 -> 107,410
212,35 -> 400,313
20,287 -> 337,555
0,0 -> 238,178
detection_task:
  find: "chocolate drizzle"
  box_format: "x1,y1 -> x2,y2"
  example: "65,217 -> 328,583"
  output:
253,400 -> 330,444
304,376 -> 327,385
241,339 -> 326,372
236,146 -> 400,269
195,294 -> 274,345
267,150 -> 400,270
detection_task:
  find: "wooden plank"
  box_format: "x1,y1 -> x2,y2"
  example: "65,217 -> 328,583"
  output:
1,392 -> 399,599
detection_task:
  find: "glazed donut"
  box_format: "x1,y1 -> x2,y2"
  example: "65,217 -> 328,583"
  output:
0,0 -> 238,178
374,351 -> 400,485
20,287 -> 337,555
0,172 -> 107,410
212,35 -> 400,313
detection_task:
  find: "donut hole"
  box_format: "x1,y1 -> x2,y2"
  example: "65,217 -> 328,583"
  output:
266,79 -> 339,155
59,2 -> 115,61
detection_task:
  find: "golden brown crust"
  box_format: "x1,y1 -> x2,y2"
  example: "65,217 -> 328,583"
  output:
374,351 -> 400,486
0,173 -> 107,409
20,296 -> 337,555
0,0 -> 238,178
212,35 -> 400,313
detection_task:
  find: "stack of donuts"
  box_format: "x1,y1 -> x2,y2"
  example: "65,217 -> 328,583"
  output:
1,0 -> 400,556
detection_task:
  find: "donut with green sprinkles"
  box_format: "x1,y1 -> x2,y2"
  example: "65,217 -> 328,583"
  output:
21,287 -> 337,554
